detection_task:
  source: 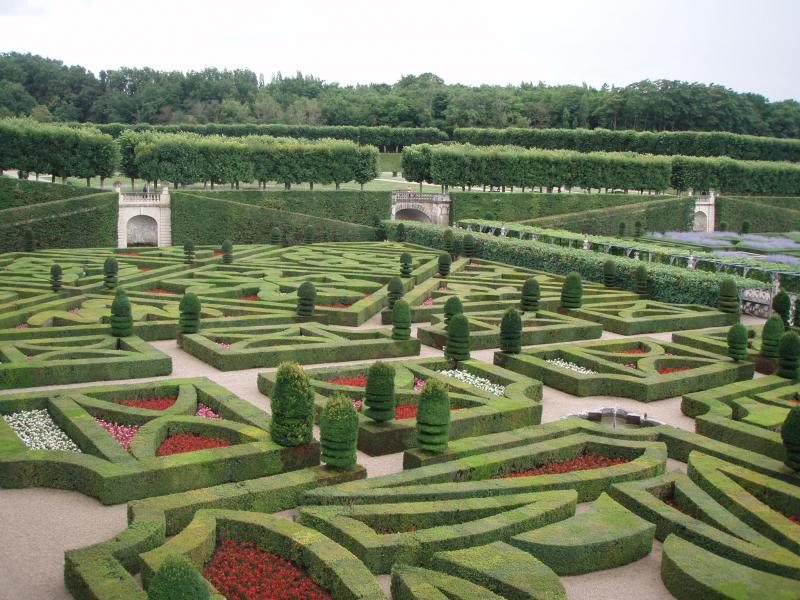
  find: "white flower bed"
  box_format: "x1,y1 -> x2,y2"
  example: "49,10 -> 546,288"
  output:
438,369 -> 505,396
546,358 -> 596,375
2,409 -> 82,452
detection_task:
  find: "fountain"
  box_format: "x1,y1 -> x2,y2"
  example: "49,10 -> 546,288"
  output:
563,406 -> 664,429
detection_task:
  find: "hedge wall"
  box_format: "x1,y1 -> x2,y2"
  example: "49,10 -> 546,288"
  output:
0,176 -> 105,210
716,197 -> 800,233
670,155 -> 800,194
186,190 -> 391,226
722,196 -> 800,211
453,127 -> 800,162
171,192 -> 378,244
0,193 -> 117,252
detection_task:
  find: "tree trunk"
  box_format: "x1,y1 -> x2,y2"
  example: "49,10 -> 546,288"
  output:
309,182 -> 314,191
335,182 -> 341,190
62,176 -> 67,184
211,181 -> 214,189
419,182 -> 423,192
360,183 -> 364,191
285,182 -> 290,190
100,177 -> 105,189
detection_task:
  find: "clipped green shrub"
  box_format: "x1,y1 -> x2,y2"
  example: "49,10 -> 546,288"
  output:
23,228 -> 34,252
443,296 -> 464,327
741,221 -> 751,234
760,314 -> 785,358
396,222 -> 406,241
375,220 -> 387,241
50,263 -> 62,293
183,240 -> 195,264
603,260 -> 616,289
387,277 -> 404,310
179,293 -> 201,334
718,278 -> 740,314
777,331 -> 800,379
521,277 -> 540,312
634,265 -> 649,297
463,233 -> 476,257
560,272 -> 583,309
416,379 -> 450,454
270,362 -> 314,446
103,256 -> 118,290
443,228 -> 455,257
445,313 -> 470,363
634,220 -> 642,237
618,222 -> 626,237
304,225 -> 315,243
270,226 -> 282,245
320,394 -> 359,469
364,361 -> 396,422
110,289 -> 133,338
296,281 -> 316,317
400,252 -> 413,277
147,554 -> 209,600
782,405 -> 800,471
773,291 -> 792,327
438,252 -> 452,277
221,239 -> 233,264
392,299 -> 411,340
500,308 -> 522,354
719,221 -> 728,231
727,323 -> 748,361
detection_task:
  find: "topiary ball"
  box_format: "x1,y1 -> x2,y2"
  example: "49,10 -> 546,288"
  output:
772,291 -> 792,327
178,293 -> 202,334
500,308 -> 522,354
270,362 -> 314,446
320,394 -> 359,469
296,281 -> 316,317
603,260 -> 616,289
400,252 -> 413,277
387,277 -> 404,310
777,331 -> 800,379
634,265 -> 649,297
718,278 -> 740,314
463,233 -> 476,257
392,299 -> 411,340
760,314 -> 784,359
445,313 -> 470,363
270,227 -> 282,245
416,379 -> 450,454
727,323 -> 749,362
364,362 -> 396,422
520,277 -> 540,312
438,253 -> 452,277
781,404 -> 800,471
147,554 -> 209,600
560,272 -> 582,309
221,239 -> 233,264
443,296 -> 463,327
396,222 -> 406,242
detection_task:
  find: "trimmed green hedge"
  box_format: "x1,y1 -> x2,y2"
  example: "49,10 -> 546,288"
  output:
716,196 -> 800,232
0,176 -> 105,210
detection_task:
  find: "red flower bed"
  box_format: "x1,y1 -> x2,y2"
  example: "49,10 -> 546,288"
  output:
493,452 -> 631,478
658,367 -> 689,375
139,267 -> 152,272
239,295 -> 259,301
203,539 -> 332,600
394,403 -> 460,420
316,303 -> 351,308
146,288 -> 179,295
156,433 -> 231,456
214,250 -> 223,256
619,348 -> 646,354
117,251 -> 140,256
119,396 -> 177,411
327,376 -> 367,387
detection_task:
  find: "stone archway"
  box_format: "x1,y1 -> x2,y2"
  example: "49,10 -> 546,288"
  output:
127,215 -> 158,246
693,210 -> 708,232
395,208 -> 432,223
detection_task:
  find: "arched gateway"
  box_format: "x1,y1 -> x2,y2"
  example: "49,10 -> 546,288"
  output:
391,191 -> 450,226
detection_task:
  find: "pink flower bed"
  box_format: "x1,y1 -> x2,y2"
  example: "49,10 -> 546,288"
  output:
95,418 -> 139,450
196,403 -> 220,419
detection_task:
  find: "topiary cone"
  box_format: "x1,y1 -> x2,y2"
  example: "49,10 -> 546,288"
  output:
443,296 -> 463,327
416,379 -> 450,454
23,228 -> 35,252
396,222 -> 406,242
387,277 -> 404,310
110,289 -> 133,338
781,404 -> 800,471
270,362 -> 314,446
296,281 -> 316,317
560,272 -> 583,309
270,227 -> 282,245
50,263 -> 62,293
777,331 -> 800,379
634,265 -> 649,297
103,256 -> 118,290
521,277 -> 540,312
500,308 -> 522,354
400,252 -> 413,277
772,291 -> 792,327
364,362 -> 396,422
183,240 -> 195,265
438,253 -> 452,277
463,233 -> 476,257
147,554 -> 209,600
718,278 -> 740,314
603,260 -> 616,289
760,314 -> 784,359
179,292 -> 201,334
443,229 -> 455,257
221,239 -> 233,264
320,394 -> 359,469
446,313 -> 471,363
727,323 -> 749,361
392,299 -> 411,340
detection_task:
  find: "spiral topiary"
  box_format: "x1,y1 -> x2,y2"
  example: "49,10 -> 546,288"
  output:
320,394 -> 359,469
400,252 -> 413,277
304,225 -> 315,244
777,331 -> 800,379
396,222 -> 406,242
221,239 -> 233,264
443,296 -> 463,327
147,554 -> 209,600
50,264 -> 62,293
760,314 -> 784,358
392,299 -> 411,340
443,229 -> 455,257
727,323 -> 748,361
603,260 -> 616,289
416,379 -> 450,454
772,290 -> 792,327
270,362 -> 314,446
296,281 -> 316,317
103,257 -> 118,290
110,289 -> 133,338
463,233 -> 476,257
560,272 -> 583,309
446,313 -> 471,363
183,240 -> 195,265
500,308 -> 522,354
23,228 -> 35,252
718,278 -> 740,314
364,362 -> 396,422
782,405 -> 800,471
387,277 -> 404,310
179,293 -> 201,334
521,277 -> 540,312
438,253 -> 452,277
634,265 -> 649,297
270,227 -> 282,245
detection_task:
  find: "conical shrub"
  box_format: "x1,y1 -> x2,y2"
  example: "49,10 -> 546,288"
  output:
296,281 -> 316,317
782,405 -> 800,471
634,221 -> 642,238
387,277 -> 404,310
183,240 -> 195,264
603,260 -> 616,289
392,299 -> 411,340
560,272 -> 582,309
772,291 -> 792,327
718,278 -> 740,314
446,313 -> 470,363
500,308 -> 522,354
221,239 -> 233,264
320,394 -> 359,469
521,277 -> 540,312
364,362 -> 395,422
270,227 -> 282,245
110,289 -> 133,338
777,331 -> 800,379
463,233 -> 476,257
50,264 -> 62,293
727,323 -> 748,361
179,293 -> 201,334
443,296 -> 463,327
23,228 -> 35,252
400,252 -> 413,277
396,222 -> 406,242
438,253 -> 452,277
760,314 -> 784,358
270,362 -> 314,446
634,265 -> 649,297
443,229 -> 455,257
147,554 -> 209,600
103,256 -> 118,290
416,379 -> 450,454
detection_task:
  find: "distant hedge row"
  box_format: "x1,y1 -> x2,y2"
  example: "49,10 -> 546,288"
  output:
715,197 -> 800,233
0,119 -> 119,184
0,176 -> 104,210
403,143 -> 800,195
453,127 -> 800,162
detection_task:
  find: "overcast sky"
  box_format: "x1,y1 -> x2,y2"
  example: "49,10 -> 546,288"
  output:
1,0 -> 798,100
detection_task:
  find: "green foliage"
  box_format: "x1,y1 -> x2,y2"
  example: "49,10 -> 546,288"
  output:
0,176 -> 104,210
716,197 -> 800,233
560,272 -> 583,309
438,252 -> 452,277
740,220 -> 751,234
270,362 -> 314,446
392,299 -> 411,340
463,233 -> 476,257
772,291 -> 792,327
442,228 -> 455,257
49,263 -> 62,292
603,260 -> 616,288
182,240 -> 195,264
727,323 -> 749,361
500,308 -> 522,354
634,220 -> 642,237
781,404 -> 800,471
635,265 -> 649,297
416,379 -> 450,454
445,313 -> 471,363
23,228 -> 34,252
178,293 -> 201,334
221,239 -> 233,264
103,256 -> 118,290
618,222 -> 626,237
304,225 -> 315,243
760,314 -> 784,358
364,362 -> 396,422
777,331 -> 800,379
718,278 -> 740,314
719,221 -> 728,231
296,281 -> 316,317
146,554 -> 209,600
320,394 -> 359,469
443,296 -> 463,327
400,252 -> 413,277
270,226 -> 282,245
110,289 -> 133,338
387,277 -> 404,309
396,222 -> 406,242
521,277 -> 540,312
